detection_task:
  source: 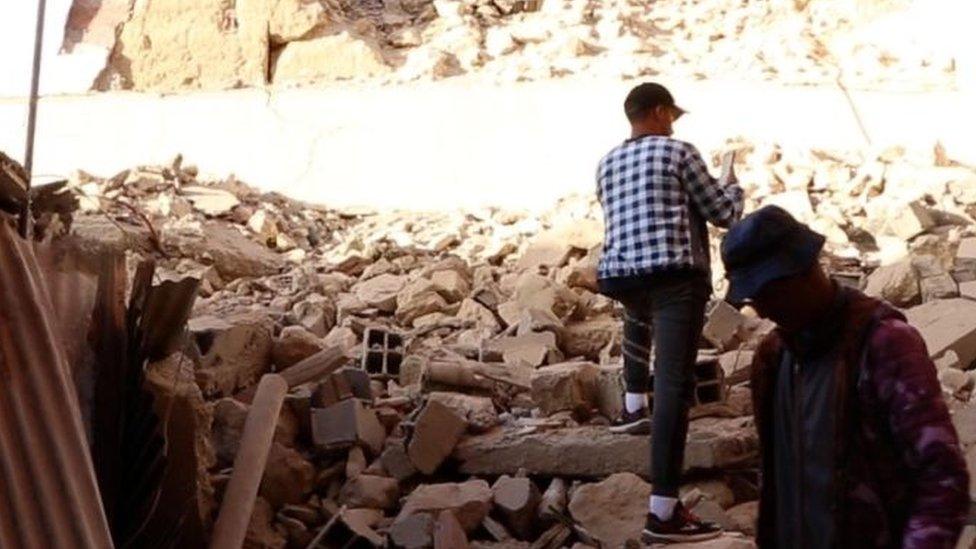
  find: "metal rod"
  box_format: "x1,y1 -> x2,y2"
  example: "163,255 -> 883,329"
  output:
20,0 -> 48,238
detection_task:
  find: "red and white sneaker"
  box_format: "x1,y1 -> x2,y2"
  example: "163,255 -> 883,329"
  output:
641,502 -> 723,544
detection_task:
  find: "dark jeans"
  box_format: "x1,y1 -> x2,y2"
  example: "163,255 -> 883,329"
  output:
609,271 -> 710,496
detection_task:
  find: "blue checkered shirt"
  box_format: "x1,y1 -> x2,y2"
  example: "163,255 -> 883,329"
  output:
596,136 -> 744,280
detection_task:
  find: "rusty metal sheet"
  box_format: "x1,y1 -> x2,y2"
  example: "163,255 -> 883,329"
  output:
0,219 -> 114,548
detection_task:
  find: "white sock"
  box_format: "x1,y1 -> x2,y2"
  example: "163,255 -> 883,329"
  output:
625,392 -> 647,413
650,495 -> 678,520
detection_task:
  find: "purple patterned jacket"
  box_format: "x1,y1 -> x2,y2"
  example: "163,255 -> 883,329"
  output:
751,289 -> 969,548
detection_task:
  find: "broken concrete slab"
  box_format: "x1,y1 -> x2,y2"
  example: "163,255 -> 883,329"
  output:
454,419 -> 759,477
189,312 -> 274,397
408,399 -> 469,475
568,472 -> 652,549
311,399 -> 386,456
491,476 -> 541,540
904,298 -> 976,369
395,480 -> 493,534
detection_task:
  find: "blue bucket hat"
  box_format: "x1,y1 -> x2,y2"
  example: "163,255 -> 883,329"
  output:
721,205 -> 826,304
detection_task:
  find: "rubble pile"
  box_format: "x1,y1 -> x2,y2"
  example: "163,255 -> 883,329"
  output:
88,0 -> 958,92
46,143 -> 976,547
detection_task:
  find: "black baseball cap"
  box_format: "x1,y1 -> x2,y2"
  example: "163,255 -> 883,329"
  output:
720,206 -> 826,304
624,83 -> 686,121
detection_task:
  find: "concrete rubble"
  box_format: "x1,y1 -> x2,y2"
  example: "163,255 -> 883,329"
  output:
75,0 -> 960,92
32,147 -> 976,547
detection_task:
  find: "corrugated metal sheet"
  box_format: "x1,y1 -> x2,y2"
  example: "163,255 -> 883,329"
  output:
0,219 -> 114,548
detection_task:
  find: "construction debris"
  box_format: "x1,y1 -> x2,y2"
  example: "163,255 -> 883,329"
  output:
3,142 -> 974,547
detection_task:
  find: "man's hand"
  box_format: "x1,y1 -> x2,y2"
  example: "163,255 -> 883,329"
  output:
720,151 -> 737,184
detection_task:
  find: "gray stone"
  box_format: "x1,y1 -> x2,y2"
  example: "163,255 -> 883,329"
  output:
905,298 -> 976,369
455,418 -> 758,477
863,260 -> 920,306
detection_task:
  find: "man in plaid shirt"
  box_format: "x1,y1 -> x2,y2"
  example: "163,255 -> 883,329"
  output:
595,83 -> 744,544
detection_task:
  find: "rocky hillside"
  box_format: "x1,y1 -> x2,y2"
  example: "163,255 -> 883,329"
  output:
63,0 -> 964,93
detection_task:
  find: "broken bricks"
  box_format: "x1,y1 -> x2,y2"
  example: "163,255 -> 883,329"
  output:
312,398 -> 386,456
313,367 -> 373,407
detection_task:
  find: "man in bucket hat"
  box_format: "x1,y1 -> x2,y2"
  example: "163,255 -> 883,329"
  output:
722,205 -> 969,548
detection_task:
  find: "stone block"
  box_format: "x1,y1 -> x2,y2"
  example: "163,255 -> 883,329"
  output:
408,399 -> 468,475
311,399 -> 386,456
905,298 -> 976,369
530,361 -> 600,416
561,316 -> 618,361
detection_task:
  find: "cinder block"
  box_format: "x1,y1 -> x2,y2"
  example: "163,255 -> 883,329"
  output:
362,327 -> 404,377
648,356 -> 726,410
